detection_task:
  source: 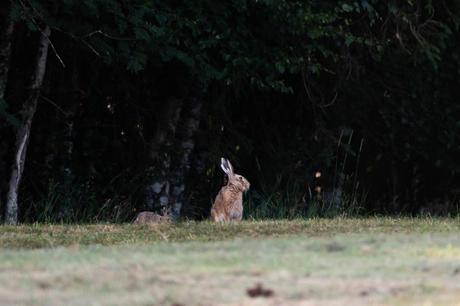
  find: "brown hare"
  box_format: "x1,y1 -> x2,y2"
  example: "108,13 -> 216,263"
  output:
133,206 -> 172,224
210,158 -> 250,222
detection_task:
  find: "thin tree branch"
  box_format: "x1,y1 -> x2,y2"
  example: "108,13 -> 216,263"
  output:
82,29 -> 136,41
81,39 -> 101,57
318,92 -> 338,108
40,95 -> 69,116
19,0 -> 66,68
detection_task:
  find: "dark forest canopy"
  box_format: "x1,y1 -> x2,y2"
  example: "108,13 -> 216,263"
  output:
0,0 -> 459,223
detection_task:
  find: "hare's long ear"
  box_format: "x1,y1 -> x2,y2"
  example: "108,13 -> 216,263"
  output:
225,158 -> 234,176
220,157 -> 230,174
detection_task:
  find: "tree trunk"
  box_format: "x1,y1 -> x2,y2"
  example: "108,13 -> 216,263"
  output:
4,26 -> 51,225
169,93 -> 203,218
145,86 -> 203,219
145,98 -> 183,211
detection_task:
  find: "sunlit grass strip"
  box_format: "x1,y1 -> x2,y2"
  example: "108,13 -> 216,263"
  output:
0,217 -> 459,249
426,244 -> 460,259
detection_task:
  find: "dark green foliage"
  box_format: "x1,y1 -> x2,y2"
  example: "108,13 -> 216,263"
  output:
1,0 -> 459,222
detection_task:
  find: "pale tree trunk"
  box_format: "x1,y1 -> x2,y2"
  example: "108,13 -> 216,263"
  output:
145,98 -> 183,211
169,95 -> 202,218
5,26 -> 51,225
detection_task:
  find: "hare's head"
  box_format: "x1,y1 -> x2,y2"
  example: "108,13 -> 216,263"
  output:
220,158 -> 250,192
161,206 -> 172,217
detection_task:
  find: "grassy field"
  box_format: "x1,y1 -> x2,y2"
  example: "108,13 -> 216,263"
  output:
1,218 -> 460,306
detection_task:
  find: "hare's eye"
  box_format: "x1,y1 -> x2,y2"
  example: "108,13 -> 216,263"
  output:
239,177 -> 243,181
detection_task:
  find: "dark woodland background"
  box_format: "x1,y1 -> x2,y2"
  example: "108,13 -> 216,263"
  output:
0,0 -> 459,224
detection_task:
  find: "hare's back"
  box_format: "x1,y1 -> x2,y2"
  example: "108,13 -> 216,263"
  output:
211,191 -> 226,220
134,211 -> 158,224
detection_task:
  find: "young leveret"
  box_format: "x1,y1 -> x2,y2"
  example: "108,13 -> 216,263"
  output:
210,158 -> 250,222
133,207 -> 172,224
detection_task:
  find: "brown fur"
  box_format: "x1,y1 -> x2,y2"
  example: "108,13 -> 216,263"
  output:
210,158 -> 250,222
133,207 -> 172,224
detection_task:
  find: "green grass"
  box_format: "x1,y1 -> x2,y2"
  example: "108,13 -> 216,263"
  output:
1,217 -> 459,249
1,218 -> 460,305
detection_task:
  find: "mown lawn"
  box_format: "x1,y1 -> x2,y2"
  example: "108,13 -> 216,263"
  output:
1,218 -> 460,305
